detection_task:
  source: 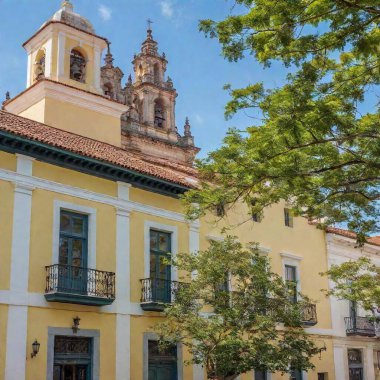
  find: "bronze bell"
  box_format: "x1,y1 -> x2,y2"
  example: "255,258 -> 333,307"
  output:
71,61 -> 82,81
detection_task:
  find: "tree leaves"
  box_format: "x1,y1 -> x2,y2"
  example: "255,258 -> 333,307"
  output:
189,0 -> 380,239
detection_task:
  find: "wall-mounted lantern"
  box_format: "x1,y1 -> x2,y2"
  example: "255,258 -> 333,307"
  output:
72,316 -> 81,334
31,339 -> 40,358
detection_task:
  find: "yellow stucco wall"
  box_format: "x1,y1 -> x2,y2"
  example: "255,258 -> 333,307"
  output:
43,97 -> 122,146
19,99 -> 46,124
33,160 -> 117,197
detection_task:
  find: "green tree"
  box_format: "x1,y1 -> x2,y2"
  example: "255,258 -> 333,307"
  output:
155,237 -> 321,380
185,0 -> 380,242
325,257 -> 380,312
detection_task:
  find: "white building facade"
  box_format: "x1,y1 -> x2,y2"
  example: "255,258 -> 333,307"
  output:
327,230 -> 380,380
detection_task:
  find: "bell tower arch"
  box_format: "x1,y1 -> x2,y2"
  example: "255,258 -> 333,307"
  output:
23,0 -> 107,93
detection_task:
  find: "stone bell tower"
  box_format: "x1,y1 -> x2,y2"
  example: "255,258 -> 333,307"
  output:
121,26 -> 199,166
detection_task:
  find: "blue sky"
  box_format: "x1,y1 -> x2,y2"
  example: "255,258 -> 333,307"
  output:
0,0 -> 288,157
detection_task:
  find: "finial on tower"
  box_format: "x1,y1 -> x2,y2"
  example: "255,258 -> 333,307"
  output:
104,41 -> 114,68
184,117 -> 192,137
61,0 -> 73,11
146,18 -> 154,39
5,91 -> 10,101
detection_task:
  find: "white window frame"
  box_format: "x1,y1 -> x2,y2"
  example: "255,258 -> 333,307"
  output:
52,200 -> 97,269
281,252 -> 302,293
144,221 -> 178,281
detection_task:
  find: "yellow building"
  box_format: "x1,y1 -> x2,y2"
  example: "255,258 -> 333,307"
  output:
0,2 -> 336,380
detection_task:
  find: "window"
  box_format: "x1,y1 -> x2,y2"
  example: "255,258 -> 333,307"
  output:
150,230 -> 172,303
58,211 -> 88,294
290,369 -> 303,380
154,99 -> 165,128
34,50 -> 45,80
285,265 -> 297,303
318,373 -> 328,380
252,213 -> 262,223
284,208 -> 293,227
70,49 -> 86,83
255,370 -> 267,380
348,349 -> 363,380
53,336 -> 92,380
148,340 -> 177,380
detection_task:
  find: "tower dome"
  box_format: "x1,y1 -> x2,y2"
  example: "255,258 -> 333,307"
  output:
43,1 -> 95,34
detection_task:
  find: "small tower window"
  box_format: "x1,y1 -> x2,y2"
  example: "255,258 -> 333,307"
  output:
34,50 -> 45,81
103,83 -> 114,98
154,100 -> 165,128
70,49 -> 86,83
153,63 -> 160,84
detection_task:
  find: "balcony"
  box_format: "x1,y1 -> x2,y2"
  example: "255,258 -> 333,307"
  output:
301,303 -> 318,326
140,278 -> 180,312
45,264 -> 115,306
345,316 -> 376,337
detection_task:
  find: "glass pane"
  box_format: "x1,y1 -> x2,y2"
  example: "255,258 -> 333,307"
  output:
72,240 -> 83,267
159,258 -> 168,278
72,217 -> 84,235
60,214 -> 71,233
77,366 -> 87,380
53,365 -> 62,380
150,231 -> 158,250
150,255 -> 157,277
59,238 -> 69,265
63,365 -> 74,380
158,234 -> 170,251
348,349 -> 362,364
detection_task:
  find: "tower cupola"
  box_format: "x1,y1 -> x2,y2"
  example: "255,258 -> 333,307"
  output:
23,0 -> 107,93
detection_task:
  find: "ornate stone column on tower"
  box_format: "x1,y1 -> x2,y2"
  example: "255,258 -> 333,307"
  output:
121,27 -> 200,166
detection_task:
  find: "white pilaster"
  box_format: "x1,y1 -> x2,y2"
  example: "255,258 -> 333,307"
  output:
333,345 -> 347,380
115,182 -> 132,380
116,314 -> 131,380
5,155 -> 34,380
4,306 -> 28,380
57,32 -> 66,78
365,346 -> 376,380
44,38 -> 53,79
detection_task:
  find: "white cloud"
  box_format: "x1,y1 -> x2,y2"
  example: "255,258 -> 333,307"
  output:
160,1 -> 174,19
194,114 -> 204,125
98,5 -> 112,22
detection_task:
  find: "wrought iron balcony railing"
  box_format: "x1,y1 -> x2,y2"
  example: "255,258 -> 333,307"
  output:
344,316 -> 376,337
140,278 -> 180,311
45,264 -> 115,306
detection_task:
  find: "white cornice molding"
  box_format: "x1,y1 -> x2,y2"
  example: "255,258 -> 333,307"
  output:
0,168 -> 186,223
5,80 -> 128,118
23,22 -> 108,53
327,234 -> 380,258
280,251 -> 303,261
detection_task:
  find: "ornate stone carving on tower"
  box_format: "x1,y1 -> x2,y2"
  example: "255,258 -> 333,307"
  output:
120,26 -> 200,166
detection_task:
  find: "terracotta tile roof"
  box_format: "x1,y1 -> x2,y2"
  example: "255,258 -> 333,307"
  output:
0,110 -> 198,189
326,226 -> 380,247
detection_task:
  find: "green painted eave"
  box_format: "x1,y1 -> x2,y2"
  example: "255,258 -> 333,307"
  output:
0,130 -> 190,197
45,292 -> 115,306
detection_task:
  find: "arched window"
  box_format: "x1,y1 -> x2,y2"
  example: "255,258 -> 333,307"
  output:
153,63 -> 160,84
70,49 -> 86,83
34,50 -> 45,81
103,83 -> 114,98
154,99 -> 165,128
